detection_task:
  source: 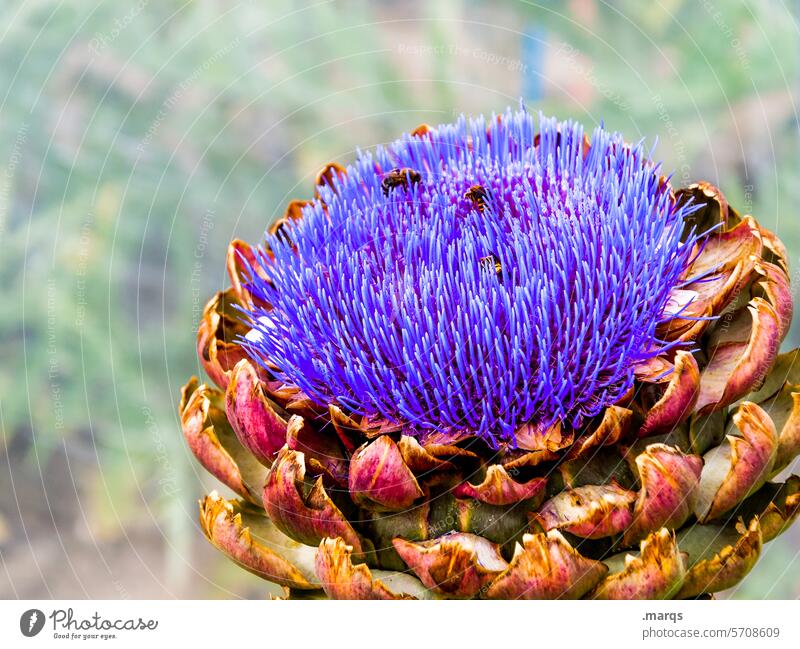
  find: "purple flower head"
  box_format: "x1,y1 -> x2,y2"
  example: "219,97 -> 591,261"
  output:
242,109 -> 699,448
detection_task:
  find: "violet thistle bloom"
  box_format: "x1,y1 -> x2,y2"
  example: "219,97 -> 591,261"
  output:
242,110 -> 699,447
180,109 -> 800,600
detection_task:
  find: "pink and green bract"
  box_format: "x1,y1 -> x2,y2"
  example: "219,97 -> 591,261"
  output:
241,109 -> 700,447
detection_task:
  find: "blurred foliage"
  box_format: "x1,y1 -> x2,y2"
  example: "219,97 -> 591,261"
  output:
0,0 -> 797,597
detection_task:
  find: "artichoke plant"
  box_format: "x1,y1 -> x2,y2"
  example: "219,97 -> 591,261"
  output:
179,109 -> 799,599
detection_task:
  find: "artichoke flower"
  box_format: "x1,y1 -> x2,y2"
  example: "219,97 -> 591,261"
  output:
179,109 -> 800,599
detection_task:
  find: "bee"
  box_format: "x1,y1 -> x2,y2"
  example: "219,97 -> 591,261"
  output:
410,123 -> 433,138
381,167 -> 421,196
479,254 -> 503,281
464,184 -> 492,213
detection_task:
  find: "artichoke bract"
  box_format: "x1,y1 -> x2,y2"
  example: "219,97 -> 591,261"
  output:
180,109 -> 800,599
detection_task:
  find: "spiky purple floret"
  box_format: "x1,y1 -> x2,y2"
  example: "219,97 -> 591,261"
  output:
242,109 -> 699,447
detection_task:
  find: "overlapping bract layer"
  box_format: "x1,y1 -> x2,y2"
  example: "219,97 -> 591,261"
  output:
242,110 -> 699,447
181,114 -> 799,599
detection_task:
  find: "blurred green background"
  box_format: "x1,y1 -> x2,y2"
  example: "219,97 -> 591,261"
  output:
1,0 -> 798,598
